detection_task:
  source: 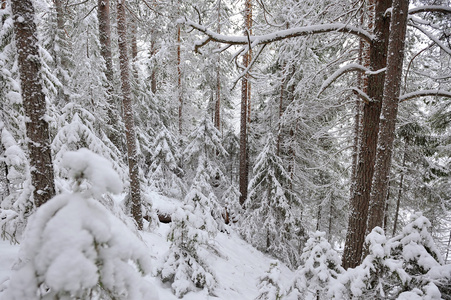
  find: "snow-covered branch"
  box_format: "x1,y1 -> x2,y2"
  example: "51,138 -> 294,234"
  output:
409,23 -> 451,56
400,90 -> 451,102
408,5 -> 451,15
350,87 -> 372,104
179,18 -> 374,48
318,63 -> 385,96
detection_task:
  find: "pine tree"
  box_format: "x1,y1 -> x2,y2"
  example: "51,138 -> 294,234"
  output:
148,123 -> 185,198
336,227 -> 409,299
256,261 -> 285,300
288,231 -> 343,300
183,116 -> 228,226
242,132 -> 302,267
159,188 -> 218,297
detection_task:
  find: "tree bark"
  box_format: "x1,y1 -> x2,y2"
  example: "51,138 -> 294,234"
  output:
342,0 -> 392,269
239,0 -> 251,206
214,0 -> 221,131
393,138 -> 408,236
177,23 -> 183,136
117,0 -> 142,230
367,0 -> 409,234
11,0 -> 56,207
98,0 -> 121,149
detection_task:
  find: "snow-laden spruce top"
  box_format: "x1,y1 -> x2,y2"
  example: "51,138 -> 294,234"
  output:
4,149 -> 158,300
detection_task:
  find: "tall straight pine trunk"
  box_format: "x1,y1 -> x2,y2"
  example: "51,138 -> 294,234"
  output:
367,0 -> 409,232
11,0 -> 55,207
117,0 -> 143,229
98,0 -> 121,149
342,0 -> 392,269
239,0 -> 251,206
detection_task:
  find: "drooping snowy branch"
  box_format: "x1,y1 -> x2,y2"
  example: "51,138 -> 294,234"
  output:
318,63 -> 385,97
399,90 -> 451,102
179,18 -> 374,48
409,23 -> 451,56
408,5 -> 451,15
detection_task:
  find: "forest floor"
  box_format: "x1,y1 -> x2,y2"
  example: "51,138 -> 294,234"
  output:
0,200 -> 295,299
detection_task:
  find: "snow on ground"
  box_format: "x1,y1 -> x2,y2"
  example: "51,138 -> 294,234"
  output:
0,239 -> 19,294
0,220 -> 295,299
144,223 -> 295,299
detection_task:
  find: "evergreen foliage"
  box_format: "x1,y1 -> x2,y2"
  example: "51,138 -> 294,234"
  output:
242,133 -> 302,268
3,149 -> 157,300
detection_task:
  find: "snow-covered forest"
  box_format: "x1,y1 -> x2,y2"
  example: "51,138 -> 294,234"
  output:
0,0 -> 451,298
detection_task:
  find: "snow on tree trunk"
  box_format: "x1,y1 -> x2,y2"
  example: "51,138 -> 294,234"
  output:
367,0 -> 409,233
117,0 -> 143,230
10,0 -> 56,208
342,0 -> 392,270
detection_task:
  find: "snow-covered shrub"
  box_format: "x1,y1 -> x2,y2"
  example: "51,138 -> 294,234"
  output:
334,227 -> 409,299
287,231 -> 343,300
159,187 -> 217,298
4,149 -> 158,300
0,126 -> 32,244
391,214 -> 446,297
256,261 -> 285,300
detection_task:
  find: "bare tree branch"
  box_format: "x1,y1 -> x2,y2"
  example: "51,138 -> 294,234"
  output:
400,90 -> 451,102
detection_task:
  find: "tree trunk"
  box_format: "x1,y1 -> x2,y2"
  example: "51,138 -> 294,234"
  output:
367,0 -> 409,233
130,16 -> 139,81
239,0 -> 251,206
214,0 -> 221,131
117,0 -> 142,230
393,139 -> 408,236
150,32 -> 157,94
177,23 -> 183,136
342,0 -> 392,269
239,51 -> 249,206
98,0 -> 121,149
11,0 -> 56,207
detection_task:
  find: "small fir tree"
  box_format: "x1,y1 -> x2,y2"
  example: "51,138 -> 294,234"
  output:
148,123 -> 185,198
4,149 -> 157,299
256,261 -> 285,300
288,231 -> 343,300
159,187 -> 217,298
334,227 -> 409,299
241,133 -> 301,267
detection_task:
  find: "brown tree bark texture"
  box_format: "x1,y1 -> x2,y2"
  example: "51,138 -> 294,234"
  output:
117,0 -> 143,230
367,0 -> 409,233
177,24 -> 182,135
98,0 -> 121,149
342,0 -> 392,269
239,0 -> 251,206
11,0 -> 56,207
